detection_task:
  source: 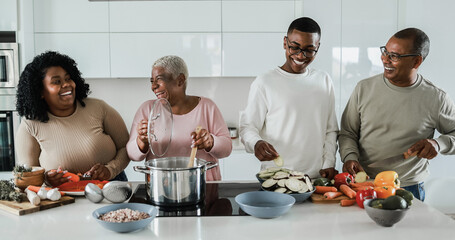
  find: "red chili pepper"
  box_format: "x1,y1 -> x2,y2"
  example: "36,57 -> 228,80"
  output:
356,189 -> 377,208
334,172 -> 354,188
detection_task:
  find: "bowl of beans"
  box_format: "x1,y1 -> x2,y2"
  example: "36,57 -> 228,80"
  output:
92,203 -> 158,233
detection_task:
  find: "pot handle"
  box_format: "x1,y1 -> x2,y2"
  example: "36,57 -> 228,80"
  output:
133,166 -> 150,174
206,161 -> 218,170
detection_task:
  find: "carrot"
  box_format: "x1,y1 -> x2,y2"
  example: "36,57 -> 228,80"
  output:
350,182 -> 374,188
315,186 -> 338,194
340,199 -> 356,207
323,191 -> 343,199
49,169 -> 80,182
26,186 -> 65,196
340,184 -> 357,199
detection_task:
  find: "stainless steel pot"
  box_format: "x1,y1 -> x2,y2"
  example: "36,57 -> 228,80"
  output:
134,157 -> 218,206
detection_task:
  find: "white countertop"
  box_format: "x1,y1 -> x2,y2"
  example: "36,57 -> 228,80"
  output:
1,182 -> 455,240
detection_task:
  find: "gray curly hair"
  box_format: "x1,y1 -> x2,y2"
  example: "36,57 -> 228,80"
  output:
152,55 -> 189,81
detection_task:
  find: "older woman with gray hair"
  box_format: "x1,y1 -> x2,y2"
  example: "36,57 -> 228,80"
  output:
126,55 -> 232,180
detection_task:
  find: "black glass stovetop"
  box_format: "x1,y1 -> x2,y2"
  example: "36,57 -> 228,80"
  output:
128,182 -> 261,217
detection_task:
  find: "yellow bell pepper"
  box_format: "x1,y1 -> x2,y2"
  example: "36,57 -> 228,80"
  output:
373,171 -> 400,188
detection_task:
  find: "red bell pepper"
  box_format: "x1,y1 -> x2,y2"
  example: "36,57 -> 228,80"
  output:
334,172 -> 354,188
356,189 -> 377,208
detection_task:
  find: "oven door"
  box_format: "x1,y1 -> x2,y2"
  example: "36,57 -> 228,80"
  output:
0,43 -> 19,89
0,111 -> 19,171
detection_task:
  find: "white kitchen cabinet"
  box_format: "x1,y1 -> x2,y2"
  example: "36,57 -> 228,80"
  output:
399,0 -> 455,93
34,33 -> 110,78
110,33 -> 221,78
0,0 -> 17,31
33,0 -> 109,33
109,1 -> 221,32
222,33 -> 284,76
222,1 -> 295,32
220,150 -> 260,181
339,0 -> 398,111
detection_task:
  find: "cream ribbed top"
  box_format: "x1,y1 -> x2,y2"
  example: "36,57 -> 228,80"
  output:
16,98 -> 130,179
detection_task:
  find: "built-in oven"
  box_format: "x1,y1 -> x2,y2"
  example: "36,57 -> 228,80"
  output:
0,43 -> 19,89
0,42 -> 19,171
0,111 -> 19,171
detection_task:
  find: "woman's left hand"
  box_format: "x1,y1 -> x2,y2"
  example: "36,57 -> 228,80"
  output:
85,163 -> 111,181
191,128 -> 214,152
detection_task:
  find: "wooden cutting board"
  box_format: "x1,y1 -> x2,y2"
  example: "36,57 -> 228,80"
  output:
0,195 -> 75,216
310,193 -> 350,203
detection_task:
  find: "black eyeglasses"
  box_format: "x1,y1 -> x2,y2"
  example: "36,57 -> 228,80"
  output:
380,46 -> 420,62
285,37 -> 318,58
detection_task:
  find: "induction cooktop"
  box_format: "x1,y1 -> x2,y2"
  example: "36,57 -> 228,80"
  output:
128,182 -> 261,217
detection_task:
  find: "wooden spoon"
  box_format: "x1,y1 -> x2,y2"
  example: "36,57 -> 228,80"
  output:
187,126 -> 202,168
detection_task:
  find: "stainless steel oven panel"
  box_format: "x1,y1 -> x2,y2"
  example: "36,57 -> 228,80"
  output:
0,110 -> 20,171
0,43 -> 19,89
0,95 -> 16,111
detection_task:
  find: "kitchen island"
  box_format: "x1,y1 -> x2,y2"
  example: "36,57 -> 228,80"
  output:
1,181 -> 454,240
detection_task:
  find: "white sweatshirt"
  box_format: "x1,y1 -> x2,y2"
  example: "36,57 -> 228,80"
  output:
239,67 -> 339,178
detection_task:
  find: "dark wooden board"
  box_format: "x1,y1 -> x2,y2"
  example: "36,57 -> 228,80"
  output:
0,195 -> 75,216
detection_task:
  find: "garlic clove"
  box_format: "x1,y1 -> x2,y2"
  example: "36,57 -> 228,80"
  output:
47,188 -> 61,201
37,186 -> 48,200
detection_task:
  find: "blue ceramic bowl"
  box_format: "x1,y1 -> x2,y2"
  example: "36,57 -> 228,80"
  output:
235,191 -> 295,219
290,189 -> 315,203
364,199 -> 409,227
93,203 -> 158,233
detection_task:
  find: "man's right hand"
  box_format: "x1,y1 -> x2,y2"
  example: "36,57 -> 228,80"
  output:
254,140 -> 279,161
342,160 -> 365,176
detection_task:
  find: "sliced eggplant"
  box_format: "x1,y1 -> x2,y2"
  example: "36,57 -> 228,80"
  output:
274,187 -> 287,193
267,167 -> 282,173
273,171 -> 289,180
304,175 -> 314,191
262,178 -> 278,189
258,172 -> 274,179
277,179 -> 287,188
289,176 -> 304,180
298,183 -> 309,193
273,156 -> 284,167
290,170 -> 304,177
285,178 -> 304,192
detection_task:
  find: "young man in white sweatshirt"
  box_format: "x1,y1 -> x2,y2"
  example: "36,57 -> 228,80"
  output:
239,17 -> 339,179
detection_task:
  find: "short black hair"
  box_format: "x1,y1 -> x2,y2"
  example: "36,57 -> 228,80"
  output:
287,17 -> 321,37
394,27 -> 430,61
16,51 -> 90,122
